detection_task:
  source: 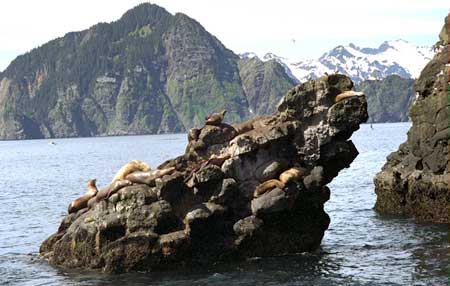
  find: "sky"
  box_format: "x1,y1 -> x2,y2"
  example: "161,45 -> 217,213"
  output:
0,0 -> 448,71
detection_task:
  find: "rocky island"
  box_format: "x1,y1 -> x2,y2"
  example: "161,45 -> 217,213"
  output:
40,74 -> 368,273
374,14 -> 450,223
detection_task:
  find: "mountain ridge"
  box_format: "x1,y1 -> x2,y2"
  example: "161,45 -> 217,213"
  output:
0,3 -> 295,140
241,39 -> 434,84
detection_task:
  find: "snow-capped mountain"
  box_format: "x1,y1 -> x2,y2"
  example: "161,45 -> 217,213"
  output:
241,40 -> 434,84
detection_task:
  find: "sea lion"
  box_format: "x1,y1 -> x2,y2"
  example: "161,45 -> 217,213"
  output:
68,179 -> 98,214
87,179 -> 132,208
126,167 -> 176,186
279,167 -> 308,184
206,153 -> 231,166
232,116 -> 273,135
254,179 -> 285,198
205,110 -> 226,126
188,128 -> 201,142
106,179 -> 132,198
184,153 -> 231,188
335,91 -> 365,103
112,160 -> 150,182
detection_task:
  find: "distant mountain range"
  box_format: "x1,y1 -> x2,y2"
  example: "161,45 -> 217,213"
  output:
241,40 -> 434,84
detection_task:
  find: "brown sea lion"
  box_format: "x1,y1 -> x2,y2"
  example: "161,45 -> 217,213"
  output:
87,179 -> 132,208
126,167 -> 176,186
184,153 -> 231,187
205,110 -> 226,125
279,167 -> 308,184
188,128 -> 201,142
68,179 -> 98,214
335,91 -> 364,103
206,153 -> 231,166
112,160 -> 150,182
253,179 -> 285,198
106,179 -> 132,198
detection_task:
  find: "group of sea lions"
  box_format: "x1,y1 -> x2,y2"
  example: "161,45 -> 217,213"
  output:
67,160 -> 176,214
254,167 -> 308,198
68,88 -> 362,214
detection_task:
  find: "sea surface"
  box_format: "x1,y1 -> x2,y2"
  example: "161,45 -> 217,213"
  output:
0,122 -> 448,286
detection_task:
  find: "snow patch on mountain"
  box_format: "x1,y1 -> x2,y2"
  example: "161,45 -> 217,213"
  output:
240,40 -> 434,84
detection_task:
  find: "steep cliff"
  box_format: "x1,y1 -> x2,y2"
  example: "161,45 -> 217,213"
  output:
356,75 -> 415,123
238,57 -> 297,115
374,14 -> 450,223
0,3 -> 294,140
40,75 -> 368,273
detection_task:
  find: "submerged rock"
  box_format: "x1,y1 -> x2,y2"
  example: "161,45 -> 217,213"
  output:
374,14 -> 450,223
40,74 -> 367,273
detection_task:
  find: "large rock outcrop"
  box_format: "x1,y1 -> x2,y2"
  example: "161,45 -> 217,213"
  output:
374,14 -> 450,223
40,74 -> 368,273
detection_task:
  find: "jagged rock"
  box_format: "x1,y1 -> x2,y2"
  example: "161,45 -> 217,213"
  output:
374,14 -> 450,223
233,216 -> 263,236
251,188 -> 293,216
40,74 -> 367,273
209,178 -> 238,205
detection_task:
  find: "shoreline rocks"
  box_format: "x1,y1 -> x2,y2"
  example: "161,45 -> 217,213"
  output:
374,14 -> 450,223
40,74 -> 368,273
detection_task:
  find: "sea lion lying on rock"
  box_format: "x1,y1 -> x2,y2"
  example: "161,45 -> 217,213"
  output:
87,179 -> 132,208
254,167 -> 308,197
68,179 -> 98,214
205,110 -> 226,126
112,160 -> 150,182
335,91 -> 365,103
126,167 -> 176,186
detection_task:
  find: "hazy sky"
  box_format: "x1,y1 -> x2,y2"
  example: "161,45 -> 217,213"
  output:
0,0 -> 448,71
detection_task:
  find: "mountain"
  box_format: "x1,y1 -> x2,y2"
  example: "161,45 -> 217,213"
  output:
244,40 -> 433,84
0,3 -> 295,140
355,75 -> 415,123
238,57 -> 297,115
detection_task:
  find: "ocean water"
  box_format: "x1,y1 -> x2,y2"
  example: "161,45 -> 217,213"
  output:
0,122 -> 448,286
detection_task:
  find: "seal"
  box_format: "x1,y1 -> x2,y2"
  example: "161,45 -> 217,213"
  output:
254,179 -> 285,198
126,167 -> 176,186
188,128 -> 201,142
335,91 -> 364,103
205,110 -> 226,126
279,167 -> 308,184
112,160 -> 150,182
68,179 -> 98,214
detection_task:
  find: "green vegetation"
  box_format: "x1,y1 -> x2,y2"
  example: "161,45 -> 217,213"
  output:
356,75 -> 415,123
0,3 -> 266,139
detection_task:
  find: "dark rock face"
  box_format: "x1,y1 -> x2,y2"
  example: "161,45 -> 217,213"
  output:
238,57 -> 297,116
356,75 -> 415,123
40,74 -> 367,273
374,14 -> 450,223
